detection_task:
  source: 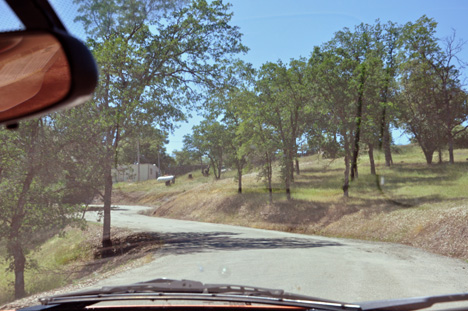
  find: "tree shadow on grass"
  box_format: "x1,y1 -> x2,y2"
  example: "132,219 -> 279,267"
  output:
232,191 -> 466,230
211,190 -> 362,229
294,162 -> 468,208
293,167 -> 344,190
374,193 -> 468,208
301,167 -> 343,173
385,163 -> 467,179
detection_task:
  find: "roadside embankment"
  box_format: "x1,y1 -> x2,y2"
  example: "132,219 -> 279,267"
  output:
111,147 -> 468,261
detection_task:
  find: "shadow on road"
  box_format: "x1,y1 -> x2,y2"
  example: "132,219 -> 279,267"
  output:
153,231 -> 343,255
85,205 -> 130,211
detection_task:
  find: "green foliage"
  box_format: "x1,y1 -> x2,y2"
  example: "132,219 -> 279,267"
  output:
184,15 -> 467,201
71,0 -> 248,246
173,148 -> 202,166
117,124 -> 169,167
398,16 -> 468,163
255,59 -> 314,198
453,125 -> 468,148
0,119 -> 85,299
188,119 -> 233,179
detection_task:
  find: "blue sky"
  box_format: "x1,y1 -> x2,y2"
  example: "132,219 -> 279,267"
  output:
228,0 -> 468,68
168,0 -> 468,153
3,0 -> 467,154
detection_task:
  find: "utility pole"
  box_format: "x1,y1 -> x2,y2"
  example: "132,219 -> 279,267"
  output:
157,147 -> 161,177
137,138 -> 140,182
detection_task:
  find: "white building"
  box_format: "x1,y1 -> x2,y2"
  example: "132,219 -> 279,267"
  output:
112,164 -> 160,183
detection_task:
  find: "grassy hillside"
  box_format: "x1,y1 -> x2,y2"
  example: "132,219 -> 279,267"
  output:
0,224 -> 160,306
0,225 -> 97,304
113,145 -> 468,260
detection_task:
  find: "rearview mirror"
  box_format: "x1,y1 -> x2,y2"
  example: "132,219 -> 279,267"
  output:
0,30 -> 98,128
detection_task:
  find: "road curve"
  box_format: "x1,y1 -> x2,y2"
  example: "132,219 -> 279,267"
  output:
84,205 -> 468,304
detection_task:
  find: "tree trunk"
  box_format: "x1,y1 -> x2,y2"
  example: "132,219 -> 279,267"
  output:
351,64 -> 365,181
423,149 -> 434,165
343,135 -> 350,197
438,148 -> 443,164
12,242 -> 26,299
368,143 -> 376,175
284,151 -> 292,200
9,122 -> 39,299
237,166 -> 242,194
350,148 -> 359,180
286,187 -> 291,200
217,157 -> 222,180
102,162 -> 113,256
380,64 -> 394,167
448,137 -> 455,164
444,83 -> 454,164
9,212 -> 27,299
343,156 -> 350,197
267,153 -> 273,204
295,158 -> 300,175
9,210 -> 28,300
209,157 -> 219,179
268,172 -> 273,204
290,160 -> 294,182
289,145 -> 295,182
383,125 -> 393,166
351,137 -> 360,180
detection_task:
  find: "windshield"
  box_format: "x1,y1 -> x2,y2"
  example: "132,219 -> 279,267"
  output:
1,0 -> 468,309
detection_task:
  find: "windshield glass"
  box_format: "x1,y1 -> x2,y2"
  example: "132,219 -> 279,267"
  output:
2,0 -> 468,309
0,0 -> 24,32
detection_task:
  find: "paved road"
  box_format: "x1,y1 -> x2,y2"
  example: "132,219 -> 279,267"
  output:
85,205 -> 468,305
